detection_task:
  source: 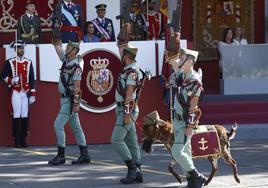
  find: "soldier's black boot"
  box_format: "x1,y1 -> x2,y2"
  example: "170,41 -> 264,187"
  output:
20,118 -> 28,148
186,176 -> 193,188
120,160 -> 138,184
71,145 -> 91,165
48,146 -> 65,165
135,162 -> 143,183
12,118 -> 20,148
188,169 -> 207,188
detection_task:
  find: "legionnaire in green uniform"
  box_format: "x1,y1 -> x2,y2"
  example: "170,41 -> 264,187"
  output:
111,41 -> 143,184
17,1 -> 41,44
166,45 -> 207,188
48,39 -> 91,165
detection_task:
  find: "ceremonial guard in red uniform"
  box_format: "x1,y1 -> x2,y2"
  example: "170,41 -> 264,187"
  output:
145,0 -> 162,40
1,40 -> 36,148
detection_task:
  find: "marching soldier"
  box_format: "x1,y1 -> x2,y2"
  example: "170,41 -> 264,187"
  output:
17,0 -> 41,44
48,22 -> 91,165
1,40 -> 36,147
111,26 -> 143,184
92,4 -> 115,42
52,0 -> 83,43
166,32 -> 207,188
128,0 -> 147,41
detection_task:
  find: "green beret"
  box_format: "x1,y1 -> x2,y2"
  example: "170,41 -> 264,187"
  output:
143,110 -> 160,125
180,48 -> 199,62
68,40 -> 80,49
124,44 -> 138,57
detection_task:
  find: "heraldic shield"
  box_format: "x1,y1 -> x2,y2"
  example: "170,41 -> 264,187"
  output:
80,49 -> 121,113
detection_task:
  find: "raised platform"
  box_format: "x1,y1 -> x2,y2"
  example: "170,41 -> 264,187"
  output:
200,94 -> 268,124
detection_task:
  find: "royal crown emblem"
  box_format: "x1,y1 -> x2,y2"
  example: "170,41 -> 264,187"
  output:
86,57 -> 114,103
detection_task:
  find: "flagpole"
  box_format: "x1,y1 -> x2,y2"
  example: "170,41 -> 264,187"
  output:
15,30 -> 18,77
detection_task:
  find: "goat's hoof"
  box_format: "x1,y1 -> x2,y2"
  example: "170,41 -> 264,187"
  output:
235,177 -> 240,183
176,177 -> 182,184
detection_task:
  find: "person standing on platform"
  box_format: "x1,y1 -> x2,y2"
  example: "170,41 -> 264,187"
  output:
144,0 -> 162,40
48,21 -> 91,165
52,0 -> 83,43
233,26 -> 248,45
111,24 -> 143,184
166,33 -> 207,188
128,0 -> 147,41
1,40 -> 36,148
83,21 -> 100,43
17,0 -> 41,44
218,27 -> 235,78
92,4 -> 115,42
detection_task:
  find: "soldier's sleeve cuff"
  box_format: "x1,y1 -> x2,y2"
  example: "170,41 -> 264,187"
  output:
30,89 -> 36,97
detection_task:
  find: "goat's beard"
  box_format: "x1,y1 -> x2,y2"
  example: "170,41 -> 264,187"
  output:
142,138 -> 154,153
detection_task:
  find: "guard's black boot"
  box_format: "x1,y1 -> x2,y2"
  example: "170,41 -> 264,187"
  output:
12,118 -> 20,148
188,169 -> 207,188
120,160 -> 138,184
20,118 -> 28,147
71,145 -> 91,165
135,162 -> 143,183
48,146 -> 65,165
187,176 -> 193,188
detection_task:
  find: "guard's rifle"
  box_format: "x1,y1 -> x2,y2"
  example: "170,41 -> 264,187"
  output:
164,0 -> 183,122
135,69 -> 152,105
166,0 -> 183,55
52,0 -> 62,44
116,0 -> 131,44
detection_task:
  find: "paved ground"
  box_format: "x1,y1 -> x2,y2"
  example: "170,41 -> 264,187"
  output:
0,124 -> 268,188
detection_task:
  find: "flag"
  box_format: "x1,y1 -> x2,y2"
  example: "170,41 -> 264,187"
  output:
160,0 -> 169,30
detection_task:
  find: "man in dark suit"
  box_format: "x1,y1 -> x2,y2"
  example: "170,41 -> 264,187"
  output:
128,0 -> 147,41
17,0 -> 41,44
92,4 -> 115,42
54,0 -> 83,43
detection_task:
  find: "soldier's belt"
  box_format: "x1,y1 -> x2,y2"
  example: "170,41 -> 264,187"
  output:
21,34 -> 39,40
117,102 -> 124,107
117,101 -> 137,108
174,112 -> 183,121
61,26 -> 81,32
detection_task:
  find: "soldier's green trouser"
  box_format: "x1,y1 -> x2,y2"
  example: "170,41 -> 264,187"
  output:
111,106 -> 141,163
171,117 -> 195,176
54,98 -> 86,147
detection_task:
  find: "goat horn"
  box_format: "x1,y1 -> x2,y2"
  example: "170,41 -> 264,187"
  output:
233,122 -> 238,130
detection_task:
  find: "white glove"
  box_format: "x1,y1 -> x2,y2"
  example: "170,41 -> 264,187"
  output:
11,76 -> 19,85
29,96 -> 36,105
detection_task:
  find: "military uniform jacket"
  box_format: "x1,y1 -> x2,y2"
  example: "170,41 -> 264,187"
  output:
172,70 -> 203,122
60,3 -> 83,42
92,17 -> 115,42
17,14 -> 41,44
58,55 -> 82,97
115,62 -> 142,102
1,57 -> 35,96
129,13 -> 146,41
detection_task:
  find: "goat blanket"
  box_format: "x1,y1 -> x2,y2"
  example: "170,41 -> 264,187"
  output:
191,125 -> 221,158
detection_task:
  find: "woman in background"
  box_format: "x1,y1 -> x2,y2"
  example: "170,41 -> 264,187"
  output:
217,27 -> 235,78
83,21 -> 100,43
233,26 -> 248,45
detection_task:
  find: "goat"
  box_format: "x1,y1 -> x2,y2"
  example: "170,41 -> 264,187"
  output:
142,117 -> 240,185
